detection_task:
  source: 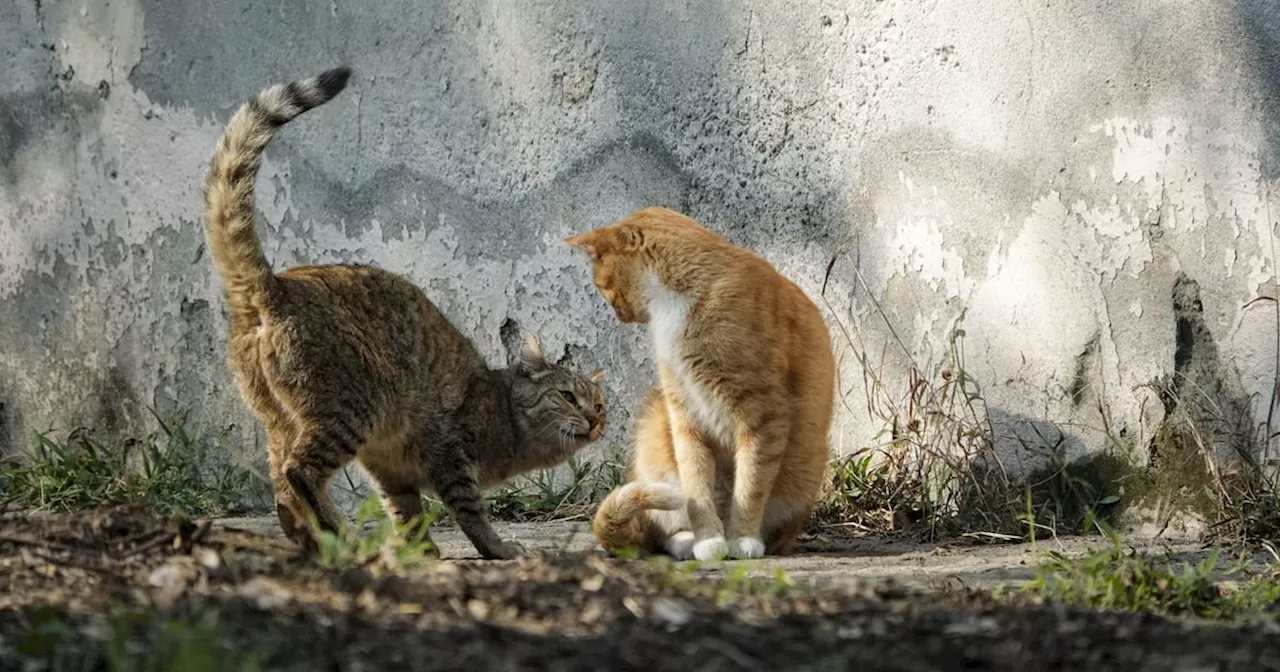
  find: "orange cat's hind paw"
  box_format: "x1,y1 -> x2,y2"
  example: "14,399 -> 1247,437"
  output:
663,531 -> 696,560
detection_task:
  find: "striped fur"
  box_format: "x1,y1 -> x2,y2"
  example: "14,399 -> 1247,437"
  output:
200,69 -> 609,560
201,67 -> 351,315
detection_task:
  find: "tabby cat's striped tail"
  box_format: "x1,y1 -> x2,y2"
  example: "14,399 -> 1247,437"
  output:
201,67 -> 352,314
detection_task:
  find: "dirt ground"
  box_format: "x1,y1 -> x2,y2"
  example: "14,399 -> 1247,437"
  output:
2,508 -> 1279,671
220,514 -> 1218,589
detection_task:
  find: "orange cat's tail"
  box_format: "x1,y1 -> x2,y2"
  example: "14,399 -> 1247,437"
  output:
201,67 -> 352,314
592,481 -> 685,554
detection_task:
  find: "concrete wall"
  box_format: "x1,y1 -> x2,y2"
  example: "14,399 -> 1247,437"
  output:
4,0 -> 1280,493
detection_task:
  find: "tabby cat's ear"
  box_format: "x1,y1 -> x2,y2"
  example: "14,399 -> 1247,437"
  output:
589,368 -> 605,384
518,332 -> 551,378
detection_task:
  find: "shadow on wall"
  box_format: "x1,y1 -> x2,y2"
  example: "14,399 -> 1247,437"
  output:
985,407 -> 1092,475
969,407 -> 1116,532
1241,0 -> 1280,178
1163,274 -> 1258,467
9,0 -> 1269,484
0,393 -> 16,454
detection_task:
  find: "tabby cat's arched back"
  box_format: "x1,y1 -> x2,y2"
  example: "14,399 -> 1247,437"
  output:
201,67 -> 607,559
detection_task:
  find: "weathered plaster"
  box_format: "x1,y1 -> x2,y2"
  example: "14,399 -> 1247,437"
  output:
4,0 -> 1280,503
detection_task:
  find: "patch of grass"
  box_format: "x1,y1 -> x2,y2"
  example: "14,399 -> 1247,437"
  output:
313,496 -> 438,571
14,605 -> 271,672
816,250 -> 1129,541
1018,447 -> 1124,540
485,451 -> 627,522
103,611 -> 271,672
1,428 -> 133,511
811,264 -> 1025,539
811,449 -> 901,534
1024,535 -> 1280,621
1217,484 -> 1280,545
0,411 -> 264,516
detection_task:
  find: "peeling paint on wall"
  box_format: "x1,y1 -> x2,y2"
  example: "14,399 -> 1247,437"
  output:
5,0 -> 1280,505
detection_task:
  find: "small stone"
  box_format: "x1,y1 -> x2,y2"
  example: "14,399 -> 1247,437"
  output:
944,617 -> 999,636
837,624 -> 864,639
148,562 -> 194,607
579,599 -> 604,625
622,596 -> 644,618
580,574 -> 604,592
356,588 -> 378,611
238,577 -> 292,610
148,563 -> 183,588
650,597 -> 691,628
194,547 -> 221,571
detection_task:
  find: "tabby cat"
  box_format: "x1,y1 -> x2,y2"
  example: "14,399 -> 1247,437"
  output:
201,67 -> 607,560
567,207 -> 834,560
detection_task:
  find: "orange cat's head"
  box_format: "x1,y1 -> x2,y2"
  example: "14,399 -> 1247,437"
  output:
564,222 -> 651,323
565,207 -> 718,324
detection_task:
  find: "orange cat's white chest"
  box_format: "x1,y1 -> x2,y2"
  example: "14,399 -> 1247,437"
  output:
643,273 -> 735,446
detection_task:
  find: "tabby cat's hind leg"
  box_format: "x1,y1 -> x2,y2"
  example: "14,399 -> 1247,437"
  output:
360,449 -> 436,552
265,427 -> 308,545
283,427 -> 360,535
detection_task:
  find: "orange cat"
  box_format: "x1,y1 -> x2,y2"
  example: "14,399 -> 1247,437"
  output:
567,207 -> 834,560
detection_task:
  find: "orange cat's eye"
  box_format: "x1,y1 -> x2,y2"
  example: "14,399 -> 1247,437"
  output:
560,391 -> 578,405
593,403 -> 603,413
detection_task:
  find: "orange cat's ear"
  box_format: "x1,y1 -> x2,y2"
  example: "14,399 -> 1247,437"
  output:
617,225 -> 644,251
588,368 -> 605,384
564,232 -> 600,260
518,332 -> 552,379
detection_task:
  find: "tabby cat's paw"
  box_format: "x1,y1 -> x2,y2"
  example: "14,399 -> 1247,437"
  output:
664,531 -> 696,560
486,540 -> 529,560
727,536 -> 766,559
692,536 -> 730,561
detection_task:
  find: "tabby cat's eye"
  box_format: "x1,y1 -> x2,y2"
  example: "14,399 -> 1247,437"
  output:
560,390 -> 578,405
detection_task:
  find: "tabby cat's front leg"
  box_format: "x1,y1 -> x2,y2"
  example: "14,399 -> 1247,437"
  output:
433,462 -> 526,560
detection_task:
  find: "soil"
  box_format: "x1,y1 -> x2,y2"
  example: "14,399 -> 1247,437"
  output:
2,507 -> 1278,671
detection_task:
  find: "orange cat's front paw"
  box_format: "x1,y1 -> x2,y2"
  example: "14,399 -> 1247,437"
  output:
727,537 -> 765,559
692,536 -> 730,561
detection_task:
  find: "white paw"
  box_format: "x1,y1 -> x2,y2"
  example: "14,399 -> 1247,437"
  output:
692,536 -> 730,561
664,531 -> 696,560
728,537 -> 765,559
